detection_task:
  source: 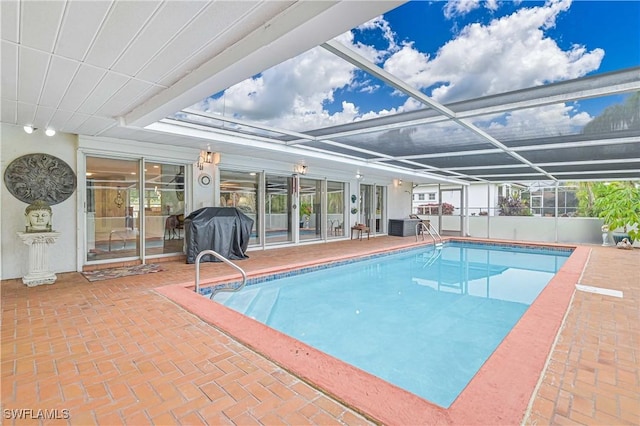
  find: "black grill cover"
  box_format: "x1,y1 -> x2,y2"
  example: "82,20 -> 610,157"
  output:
184,207 -> 254,263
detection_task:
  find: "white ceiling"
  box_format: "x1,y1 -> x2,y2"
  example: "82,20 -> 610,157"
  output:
1,0 -> 403,171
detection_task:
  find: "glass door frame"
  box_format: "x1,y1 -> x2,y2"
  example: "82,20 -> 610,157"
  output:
79,152 -> 191,267
83,155 -> 142,265
359,183 -> 387,236
264,173 -> 294,246
298,176 -> 324,243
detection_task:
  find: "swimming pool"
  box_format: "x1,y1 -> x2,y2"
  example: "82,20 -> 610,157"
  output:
200,241 -> 572,408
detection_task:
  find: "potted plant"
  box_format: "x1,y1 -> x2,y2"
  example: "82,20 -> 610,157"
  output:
593,182 -> 639,244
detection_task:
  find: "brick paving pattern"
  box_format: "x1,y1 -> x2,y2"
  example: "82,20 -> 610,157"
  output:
524,246 -> 639,426
2,237 -> 638,425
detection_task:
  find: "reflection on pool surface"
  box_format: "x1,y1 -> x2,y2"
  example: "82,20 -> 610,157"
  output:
203,241 -> 572,407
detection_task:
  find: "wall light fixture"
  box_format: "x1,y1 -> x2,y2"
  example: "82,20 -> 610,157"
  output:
197,151 -> 214,170
23,125 -> 56,136
293,164 -> 308,175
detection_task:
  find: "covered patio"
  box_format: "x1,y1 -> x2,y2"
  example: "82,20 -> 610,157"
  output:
1,1 -> 639,424
2,237 -> 638,425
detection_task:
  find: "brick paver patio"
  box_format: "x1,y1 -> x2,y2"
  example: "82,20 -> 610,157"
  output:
2,237 -> 638,425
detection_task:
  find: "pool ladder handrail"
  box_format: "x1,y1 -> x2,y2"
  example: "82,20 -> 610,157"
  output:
194,249 -> 247,297
422,247 -> 442,268
416,221 -> 443,247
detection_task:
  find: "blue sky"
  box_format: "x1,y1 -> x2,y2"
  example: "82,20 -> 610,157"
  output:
194,0 -> 639,134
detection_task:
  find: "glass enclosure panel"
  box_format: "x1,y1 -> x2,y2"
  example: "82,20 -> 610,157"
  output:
265,174 -> 292,245
144,163 -> 185,256
86,157 -> 140,261
529,194 -> 542,216
327,181 -> 345,238
558,188 -> 579,217
299,178 -> 323,241
220,170 -> 260,245
543,189 -> 557,217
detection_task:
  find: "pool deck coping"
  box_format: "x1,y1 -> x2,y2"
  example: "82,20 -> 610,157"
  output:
156,238 -> 590,425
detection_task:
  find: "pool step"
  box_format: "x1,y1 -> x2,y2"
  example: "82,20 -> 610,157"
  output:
212,287 -> 281,324
211,291 -> 233,303
221,288 -> 261,313
245,287 -> 280,324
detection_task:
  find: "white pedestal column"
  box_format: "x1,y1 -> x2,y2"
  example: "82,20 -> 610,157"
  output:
16,232 -> 61,286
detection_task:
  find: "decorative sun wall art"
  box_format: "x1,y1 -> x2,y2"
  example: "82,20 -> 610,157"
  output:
4,153 -> 77,205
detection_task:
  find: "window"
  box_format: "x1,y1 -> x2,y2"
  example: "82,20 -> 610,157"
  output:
428,193 -> 436,201
418,194 -> 425,201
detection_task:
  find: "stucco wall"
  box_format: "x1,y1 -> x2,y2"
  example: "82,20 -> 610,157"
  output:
2,124 -> 78,279
387,180 -> 412,224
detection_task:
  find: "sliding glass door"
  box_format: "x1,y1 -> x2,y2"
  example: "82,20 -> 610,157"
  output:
265,174 -> 293,245
376,185 -> 386,233
360,183 -> 386,234
327,181 -> 346,238
85,156 -> 187,263
299,177 -> 323,242
220,170 -> 260,245
143,163 -> 185,256
360,184 -> 373,229
86,157 -> 140,261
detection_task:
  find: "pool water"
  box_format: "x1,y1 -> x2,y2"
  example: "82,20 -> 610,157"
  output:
207,241 -> 571,408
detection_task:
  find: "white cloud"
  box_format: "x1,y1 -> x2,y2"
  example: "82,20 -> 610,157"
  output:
355,15 -> 400,60
192,17 -> 400,131
190,0 -> 603,135
443,0 -> 483,19
443,0 -> 510,19
193,44 -> 358,130
385,0 -> 603,103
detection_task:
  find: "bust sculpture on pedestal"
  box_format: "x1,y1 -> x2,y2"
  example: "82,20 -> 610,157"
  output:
25,199 -> 53,232
17,200 -> 60,286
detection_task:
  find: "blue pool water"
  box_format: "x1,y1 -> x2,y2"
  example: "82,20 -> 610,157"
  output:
204,241 -> 571,408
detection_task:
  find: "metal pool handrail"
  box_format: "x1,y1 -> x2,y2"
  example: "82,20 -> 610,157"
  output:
416,221 -> 443,246
194,249 -> 247,296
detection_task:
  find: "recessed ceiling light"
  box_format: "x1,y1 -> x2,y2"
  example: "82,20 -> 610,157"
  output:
23,125 -> 35,134
45,128 -> 56,136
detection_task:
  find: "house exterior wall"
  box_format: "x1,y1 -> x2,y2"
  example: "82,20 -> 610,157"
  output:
413,183 -> 517,216
2,124 -> 78,279
1,126 -> 202,280
1,124 -> 406,279
387,180 -> 412,222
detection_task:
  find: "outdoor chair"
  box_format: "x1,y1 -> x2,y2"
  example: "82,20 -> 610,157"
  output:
351,223 -> 370,240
